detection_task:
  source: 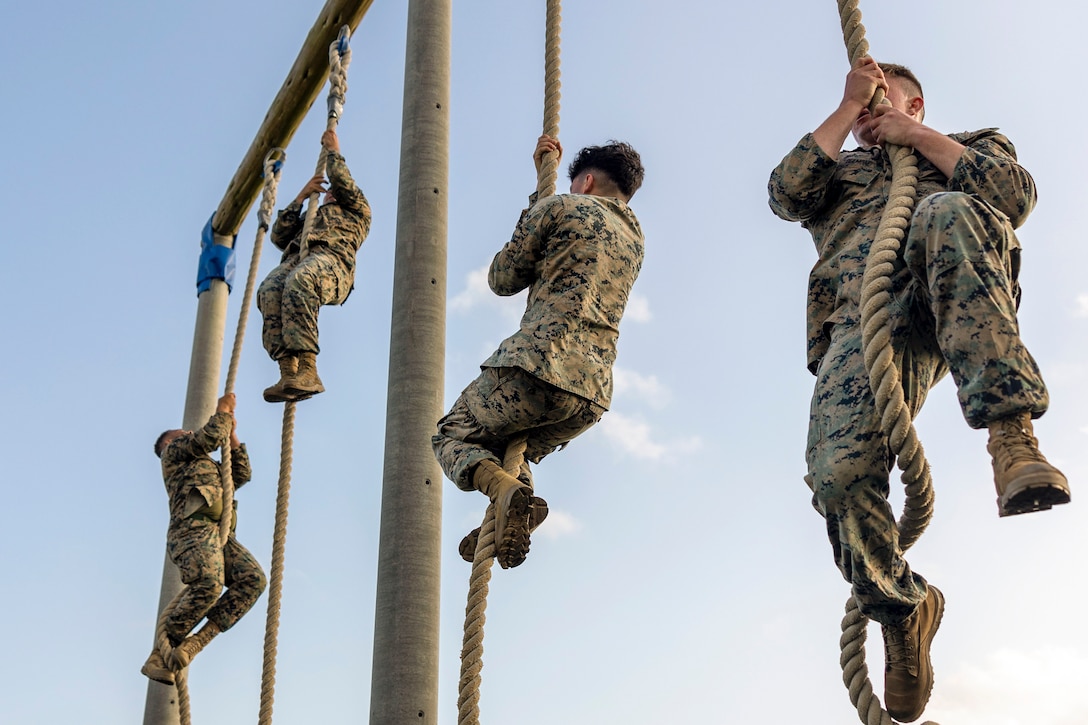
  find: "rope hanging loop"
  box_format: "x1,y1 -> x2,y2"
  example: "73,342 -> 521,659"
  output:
833,1 -> 938,723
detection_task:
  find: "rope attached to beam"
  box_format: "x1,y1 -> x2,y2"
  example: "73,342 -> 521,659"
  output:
257,26 -> 352,725
459,5 -> 562,723
152,148 -> 285,725
834,2 -> 937,723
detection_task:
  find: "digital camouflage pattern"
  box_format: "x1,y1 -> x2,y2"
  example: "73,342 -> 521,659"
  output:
258,150 -> 371,359
433,366 -> 605,491
160,412 -> 266,642
768,129 -> 1050,623
483,191 -> 645,409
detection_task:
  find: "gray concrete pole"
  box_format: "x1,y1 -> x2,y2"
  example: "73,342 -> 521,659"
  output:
370,0 -> 450,722
143,272 -> 230,725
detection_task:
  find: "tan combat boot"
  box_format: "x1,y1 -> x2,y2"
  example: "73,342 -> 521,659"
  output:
141,649 -> 175,685
987,412 -> 1070,517
167,620 -> 222,670
882,585 -> 944,723
263,356 -> 299,403
472,459 -> 539,569
283,351 -> 325,401
459,497 -> 549,563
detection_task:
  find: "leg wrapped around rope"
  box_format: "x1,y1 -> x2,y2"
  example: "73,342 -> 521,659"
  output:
168,620 -> 222,670
471,459 -> 541,569
141,648 -> 176,686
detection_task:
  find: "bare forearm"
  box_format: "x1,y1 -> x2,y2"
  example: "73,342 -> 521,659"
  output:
812,100 -> 865,160
907,125 -> 965,178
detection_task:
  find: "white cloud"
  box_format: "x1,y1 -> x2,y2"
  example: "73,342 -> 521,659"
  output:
535,508 -> 581,539
929,646 -> 1088,725
450,265 -> 493,313
613,366 -> 671,409
597,411 -> 702,461
625,291 -> 652,322
1074,293 -> 1088,318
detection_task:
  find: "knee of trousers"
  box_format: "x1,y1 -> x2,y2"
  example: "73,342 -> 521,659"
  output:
909,191 -> 1000,262
807,446 -> 890,517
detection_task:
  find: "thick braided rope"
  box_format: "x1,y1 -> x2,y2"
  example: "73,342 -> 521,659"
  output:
835,2 -> 937,724
152,587 -> 192,725
257,401 -> 296,725
535,0 -> 562,198
299,27 -> 352,261
219,149 -> 286,547
457,436 -> 529,725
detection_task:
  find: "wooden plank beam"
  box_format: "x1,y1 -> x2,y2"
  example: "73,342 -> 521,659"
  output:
212,0 -> 375,235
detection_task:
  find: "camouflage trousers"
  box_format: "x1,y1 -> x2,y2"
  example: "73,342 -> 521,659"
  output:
165,517 -> 267,643
433,366 -> 606,492
257,249 -> 352,360
806,191 -> 1049,625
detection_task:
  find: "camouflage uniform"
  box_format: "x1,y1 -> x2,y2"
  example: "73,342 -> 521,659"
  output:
258,150 -> 372,359
160,412 -> 267,644
434,191 -> 645,491
768,130 -> 1049,625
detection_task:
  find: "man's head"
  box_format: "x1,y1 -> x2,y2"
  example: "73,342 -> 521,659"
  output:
852,62 -> 925,147
567,141 -> 644,202
154,429 -> 189,458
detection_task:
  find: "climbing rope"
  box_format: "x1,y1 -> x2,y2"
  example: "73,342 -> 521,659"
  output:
834,2 -> 937,723
299,26 -> 352,261
458,436 -> 528,725
458,5 -> 562,722
151,148 -> 285,725
258,26 -> 352,725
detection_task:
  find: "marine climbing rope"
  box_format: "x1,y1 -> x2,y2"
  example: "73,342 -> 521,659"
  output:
457,3 -> 562,723
834,2 -> 937,724
258,25 -> 353,725
152,146 -> 285,725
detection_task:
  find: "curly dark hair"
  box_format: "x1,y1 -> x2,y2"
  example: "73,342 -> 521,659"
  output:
567,141 -> 645,200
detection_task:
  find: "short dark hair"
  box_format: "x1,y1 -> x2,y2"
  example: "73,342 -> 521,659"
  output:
154,430 -> 173,458
879,62 -> 923,99
568,141 -> 645,200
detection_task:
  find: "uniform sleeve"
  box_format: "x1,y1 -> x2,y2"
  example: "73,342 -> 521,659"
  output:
768,133 -> 839,223
326,151 -> 372,225
231,443 -> 252,488
948,131 -> 1036,229
169,412 -> 232,461
488,193 -> 555,296
270,200 -> 304,251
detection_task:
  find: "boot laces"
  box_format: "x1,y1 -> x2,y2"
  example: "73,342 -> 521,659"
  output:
990,419 -> 1044,468
883,621 -> 917,671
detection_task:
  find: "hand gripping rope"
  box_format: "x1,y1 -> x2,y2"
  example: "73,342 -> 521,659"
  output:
458,3 -> 562,724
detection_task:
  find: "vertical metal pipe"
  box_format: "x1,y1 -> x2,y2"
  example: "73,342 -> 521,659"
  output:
370,0 -> 450,721
143,276 -> 229,725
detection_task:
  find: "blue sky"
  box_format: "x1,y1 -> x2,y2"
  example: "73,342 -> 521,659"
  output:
2,1 -> 1087,723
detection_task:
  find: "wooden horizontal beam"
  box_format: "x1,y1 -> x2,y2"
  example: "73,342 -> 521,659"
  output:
212,0 -> 375,235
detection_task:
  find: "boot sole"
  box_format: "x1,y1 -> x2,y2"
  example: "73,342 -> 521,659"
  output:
140,662 -> 175,686
495,486 -> 534,569
282,384 -> 325,402
999,475 -> 1071,517
885,586 -> 945,723
459,497 -> 548,563
263,387 -> 292,403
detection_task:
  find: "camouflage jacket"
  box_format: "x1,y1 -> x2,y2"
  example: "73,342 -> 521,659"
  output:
161,412 -> 252,530
768,128 -> 1036,373
271,150 -> 372,277
482,192 -> 645,409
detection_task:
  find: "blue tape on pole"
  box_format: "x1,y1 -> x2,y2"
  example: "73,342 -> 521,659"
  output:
196,214 -> 237,295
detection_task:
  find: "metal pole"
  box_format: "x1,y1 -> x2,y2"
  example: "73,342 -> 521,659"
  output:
143,2 -> 375,722
142,275 -> 229,724
370,0 -> 450,721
